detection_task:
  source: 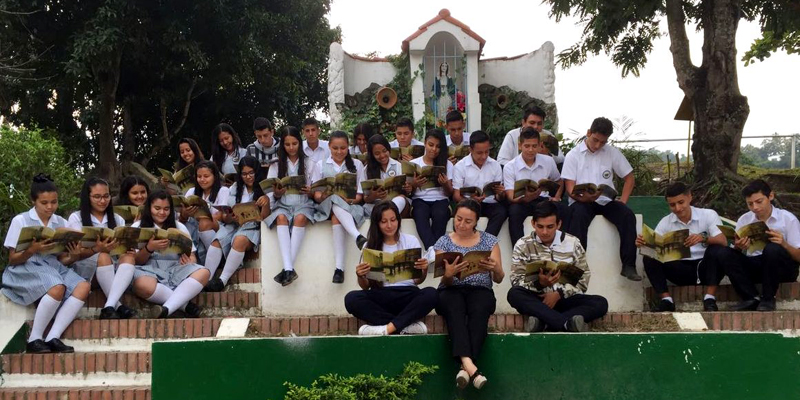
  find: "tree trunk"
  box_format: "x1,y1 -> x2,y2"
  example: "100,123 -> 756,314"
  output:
121,97 -> 135,163
94,52 -> 122,183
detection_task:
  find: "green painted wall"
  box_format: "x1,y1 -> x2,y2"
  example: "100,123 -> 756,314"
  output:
628,196 -> 670,227
152,332 -> 800,400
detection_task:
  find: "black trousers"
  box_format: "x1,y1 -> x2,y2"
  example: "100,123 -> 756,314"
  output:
344,286 -> 438,332
480,202 -> 508,237
412,198 -> 451,249
507,286 -> 608,330
643,244 -> 732,295
508,198 -> 570,246
726,242 -> 799,301
568,200 -> 636,268
435,285 -> 496,360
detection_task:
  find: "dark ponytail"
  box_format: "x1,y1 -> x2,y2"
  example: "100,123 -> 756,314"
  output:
30,173 -> 57,200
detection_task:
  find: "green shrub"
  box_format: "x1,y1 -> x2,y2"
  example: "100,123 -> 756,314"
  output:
281,361 -> 438,400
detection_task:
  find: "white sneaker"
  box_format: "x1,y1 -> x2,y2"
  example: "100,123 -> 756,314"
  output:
358,324 -> 388,336
400,321 -> 428,335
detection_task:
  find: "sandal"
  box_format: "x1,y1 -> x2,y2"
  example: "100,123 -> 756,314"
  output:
471,370 -> 487,390
456,369 -> 469,389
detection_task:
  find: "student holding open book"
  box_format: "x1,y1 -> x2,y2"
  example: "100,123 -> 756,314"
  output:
389,117 -> 424,162
635,182 -> 732,312
115,175 -> 150,224
2,174 -> 90,353
363,134 -> 413,217
312,130 -> 368,284
344,201 -> 437,336
130,191 -> 208,318
66,177 -> 136,320
508,201 -> 608,333
204,156 -> 270,292
160,138 -> 204,195
265,126 -> 318,286
726,179 -> 800,311
452,130 -> 507,237
210,123 -> 247,176
182,160 -> 231,256
433,199 -> 503,390
410,128 -> 454,249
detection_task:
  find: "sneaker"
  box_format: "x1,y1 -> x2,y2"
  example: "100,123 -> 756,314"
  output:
205,278 -> 225,292
358,324 -> 388,336
620,265 -> 642,281
184,302 -> 202,318
116,304 -> 136,320
332,269 -> 345,284
524,316 -> 545,333
653,299 -> 676,312
565,315 -> 589,332
99,306 -> 118,320
45,338 -> 74,353
400,321 -> 428,335
282,270 -> 298,286
356,235 -> 368,250
26,339 -> 51,354
730,299 -> 760,311
703,298 -> 719,311
273,270 -> 286,284
149,305 -> 169,319
456,370 -> 469,389
756,298 -> 776,311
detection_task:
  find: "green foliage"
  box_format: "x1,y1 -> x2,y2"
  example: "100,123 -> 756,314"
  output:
615,146 -> 662,196
281,362 -> 438,400
738,134 -> 800,169
742,1 -> 800,64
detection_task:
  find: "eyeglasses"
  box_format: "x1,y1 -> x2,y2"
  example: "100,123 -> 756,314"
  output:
90,194 -> 111,200
241,171 -> 256,177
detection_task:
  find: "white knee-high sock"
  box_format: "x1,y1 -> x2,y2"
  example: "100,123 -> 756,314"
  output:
332,224 -> 346,271
219,249 -> 245,284
95,264 -> 115,297
289,226 -> 306,266
163,278 -> 204,315
29,294 -> 60,342
45,296 -> 84,341
104,263 -> 134,309
277,225 -> 293,271
146,283 -> 174,305
199,230 -> 216,249
392,197 -> 407,214
332,205 -> 361,239
204,245 -> 224,277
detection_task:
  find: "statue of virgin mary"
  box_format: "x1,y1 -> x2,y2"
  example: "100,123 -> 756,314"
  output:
431,61 -> 456,121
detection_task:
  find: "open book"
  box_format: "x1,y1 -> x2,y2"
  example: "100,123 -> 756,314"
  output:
158,165 -> 195,193
361,175 -> 407,199
390,145 -> 425,160
113,205 -> 142,225
639,224 -> 691,262
519,260 -> 584,286
433,250 -> 492,280
352,153 -> 369,163
448,145 -> 470,162
401,162 -> 447,190
85,226 -> 192,256
718,221 -> 769,253
311,172 -> 358,199
512,179 -> 559,199
229,202 -> 262,225
459,181 -> 501,198
363,248 -> 423,284
14,227 -> 85,254
259,175 -> 306,195
572,183 -> 618,199
171,195 -> 213,219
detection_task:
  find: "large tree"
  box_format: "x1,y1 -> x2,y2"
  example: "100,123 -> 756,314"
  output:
544,0 -> 799,188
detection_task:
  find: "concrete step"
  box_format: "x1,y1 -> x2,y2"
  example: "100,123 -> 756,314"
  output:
0,387 -> 150,399
644,282 -> 800,311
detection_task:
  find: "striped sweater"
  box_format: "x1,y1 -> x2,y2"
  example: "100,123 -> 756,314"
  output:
510,231 -> 590,298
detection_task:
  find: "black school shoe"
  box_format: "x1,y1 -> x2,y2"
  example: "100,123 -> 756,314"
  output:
184,301 -> 202,318
620,265 -> 642,281
282,270 -> 298,286
274,270 -> 286,284
99,306 -> 118,320
356,235 -> 368,250
26,339 -> 51,354
332,269 -> 344,284
149,305 -> 170,319
730,299 -> 760,311
46,338 -> 74,353
116,304 -> 136,320
205,278 -> 225,292
653,299 -> 676,312
756,298 -> 776,311
703,298 -> 719,311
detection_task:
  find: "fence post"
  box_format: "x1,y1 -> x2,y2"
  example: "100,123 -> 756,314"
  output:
792,135 -> 797,169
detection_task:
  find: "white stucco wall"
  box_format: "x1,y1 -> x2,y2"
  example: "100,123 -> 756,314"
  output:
478,41 -> 556,103
342,54 -> 396,96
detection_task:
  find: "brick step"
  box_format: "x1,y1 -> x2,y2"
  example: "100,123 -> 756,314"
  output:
703,311 -> 800,331
0,387 -> 150,399
83,290 -> 260,315
645,282 -> 800,306
51,318 -> 227,341
1,352 -> 150,375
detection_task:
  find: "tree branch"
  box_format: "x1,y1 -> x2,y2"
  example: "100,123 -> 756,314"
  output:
139,79 -> 197,167
665,0 -> 699,95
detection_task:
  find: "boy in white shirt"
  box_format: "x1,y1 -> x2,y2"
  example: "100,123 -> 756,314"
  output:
452,130 -> 506,236
727,179 -> 800,311
496,106 -> 564,166
389,117 -> 424,162
302,117 -> 330,164
562,117 -> 640,281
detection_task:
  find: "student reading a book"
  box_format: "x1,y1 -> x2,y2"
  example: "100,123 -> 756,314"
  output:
508,201 -> 608,332
344,201 -> 437,335
265,126 -> 318,286
635,182 -> 732,312
209,123 -> 247,176
350,122 -> 374,156
302,117 -> 330,165
182,160 -> 231,253
131,191 -> 208,318
204,156 -> 270,292
312,130 -> 368,284
2,174 -> 90,353
116,175 -> 150,210
66,177 -> 136,319
725,179 -> 800,311
363,134 -> 413,217
161,138 -> 205,195
246,117 -> 280,169
444,110 -> 470,147
452,130 -> 507,237
562,117 -> 641,281
496,105 -> 564,166
389,117 -> 424,162
434,199 -> 503,390
502,127 -> 565,246
410,129 -> 455,249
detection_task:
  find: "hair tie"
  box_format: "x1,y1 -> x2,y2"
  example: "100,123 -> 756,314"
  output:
33,173 -> 52,183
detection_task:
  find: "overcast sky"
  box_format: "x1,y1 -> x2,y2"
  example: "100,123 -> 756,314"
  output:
327,0 -> 800,154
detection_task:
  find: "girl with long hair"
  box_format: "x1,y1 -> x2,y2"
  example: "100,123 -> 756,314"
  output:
410,128 -> 454,249
363,134 -> 413,217
182,160 -> 231,254
210,123 -> 247,175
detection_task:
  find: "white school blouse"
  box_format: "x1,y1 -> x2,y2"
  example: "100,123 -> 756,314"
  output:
409,157 -> 453,202
265,157 -> 318,206
184,186 -> 231,215
445,132 -> 471,146
453,155 -> 503,204
211,147 -> 248,175
389,138 -> 424,148
736,206 -> 800,257
311,157 -> 367,195
380,233 -> 423,288
131,220 -> 196,254
561,140 -> 633,205
303,140 -> 330,165
4,208 -> 68,250
655,207 -> 723,261
67,212 -> 126,230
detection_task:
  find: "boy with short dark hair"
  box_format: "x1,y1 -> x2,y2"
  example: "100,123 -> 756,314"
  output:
452,130 -> 506,236
390,117 -> 423,162
246,117 -> 280,169
444,110 -> 470,146
562,117 -> 640,281
496,106 -> 564,166
301,117 -> 330,164
726,179 -> 800,311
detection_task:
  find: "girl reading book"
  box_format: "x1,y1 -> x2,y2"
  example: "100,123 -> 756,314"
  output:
410,128 -> 454,249
182,160 -> 230,257
345,200 -> 437,335
210,123 -> 247,175
350,122 -> 373,156
204,156 -> 270,292
161,138 -> 205,195
363,135 -> 413,217
116,175 -> 149,225
2,174 -> 89,353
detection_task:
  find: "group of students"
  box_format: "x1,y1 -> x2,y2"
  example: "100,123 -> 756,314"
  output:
3,107 -> 799,391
